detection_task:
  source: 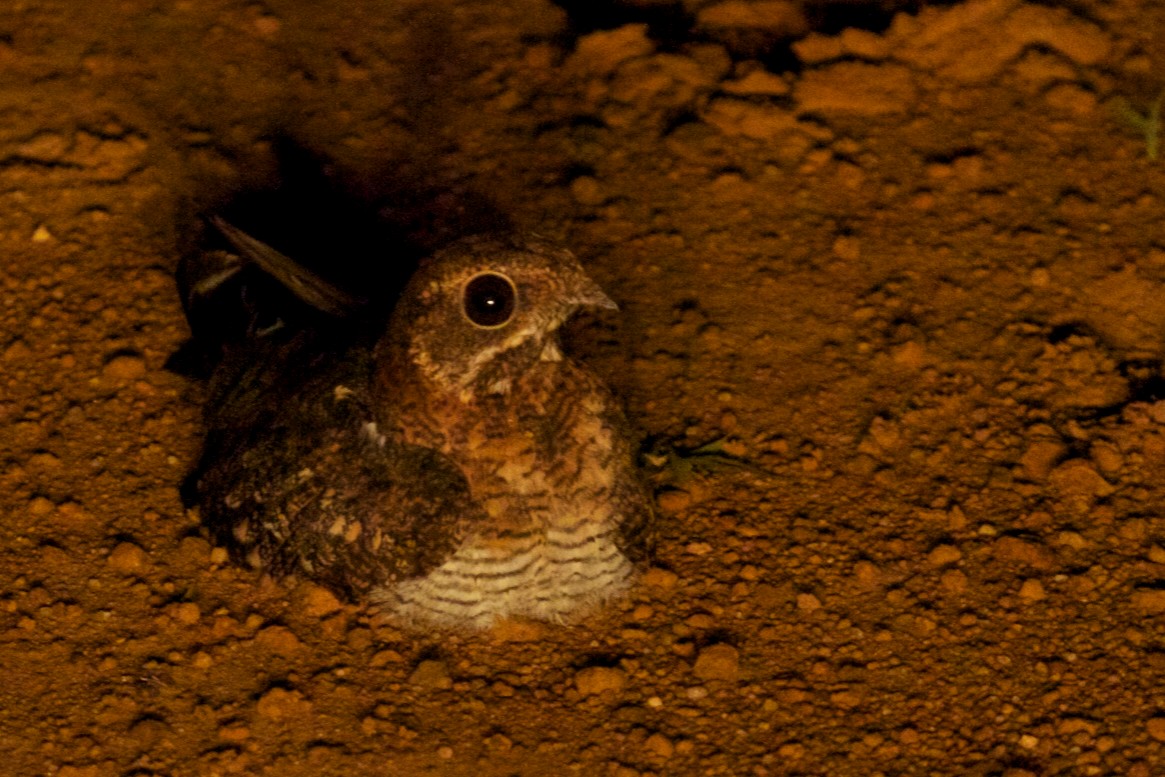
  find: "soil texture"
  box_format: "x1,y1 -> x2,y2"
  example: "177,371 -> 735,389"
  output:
2,0 -> 1165,775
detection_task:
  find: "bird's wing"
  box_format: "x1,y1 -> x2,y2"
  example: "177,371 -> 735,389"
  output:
209,216 -> 364,316
192,338 -> 472,598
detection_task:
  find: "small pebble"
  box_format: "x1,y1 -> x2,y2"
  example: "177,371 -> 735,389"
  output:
369,649 -> 404,667
253,14 -> 281,37
1018,579 -> 1046,602
489,618 -> 545,642
177,536 -> 212,565
484,732 -> 513,752
928,544 -> 962,567
255,687 -> 312,718
569,175 -> 605,206
685,613 -> 714,629
644,732 -> 674,758
656,490 -> 691,512
853,560 -> 881,589
409,660 -> 453,690
692,643 -> 740,682
778,742 -> 805,759
1018,439 -> 1066,480
170,602 -> 201,625
796,593 -> 821,612
219,724 -> 250,742
641,567 -> 678,589
107,542 -> 146,574
940,570 -> 967,593
1048,459 -> 1114,498
102,353 -> 146,382
254,625 -> 303,655
57,766 -> 98,777
993,537 -> 1055,570
575,666 -> 627,696
28,496 -> 54,516
1090,441 -> 1123,475
297,583 -> 342,617
1132,590 -> 1165,614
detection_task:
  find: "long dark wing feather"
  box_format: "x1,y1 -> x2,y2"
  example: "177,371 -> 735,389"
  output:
210,216 -> 364,316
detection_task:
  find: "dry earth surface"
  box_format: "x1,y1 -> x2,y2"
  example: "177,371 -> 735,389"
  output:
2,0 -> 1165,775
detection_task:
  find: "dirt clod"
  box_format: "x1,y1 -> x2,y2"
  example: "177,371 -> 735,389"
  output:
575,666 -> 627,696
692,644 -> 740,682
255,687 -> 312,719
107,542 -> 146,574
409,659 -> 453,690
2,0 -> 1163,774
102,354 -> 146,382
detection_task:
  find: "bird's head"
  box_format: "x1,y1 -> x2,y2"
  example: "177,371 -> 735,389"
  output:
383,235 -> 616,401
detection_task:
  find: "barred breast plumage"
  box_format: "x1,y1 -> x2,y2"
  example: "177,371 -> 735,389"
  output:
181,222 -> 653,629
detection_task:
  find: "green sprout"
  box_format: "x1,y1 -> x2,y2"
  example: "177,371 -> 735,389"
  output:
1117,89 -> 1164,160
642,437 -> 773,488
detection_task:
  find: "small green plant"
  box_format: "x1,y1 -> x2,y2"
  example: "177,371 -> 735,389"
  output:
1117,89 -> 1164,160
642,437 -> 773,488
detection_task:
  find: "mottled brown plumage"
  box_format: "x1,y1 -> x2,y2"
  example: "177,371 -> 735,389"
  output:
183,226 -> 652,628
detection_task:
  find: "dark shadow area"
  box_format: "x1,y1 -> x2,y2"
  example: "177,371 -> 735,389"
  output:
803,0 -> 934,34
167,137 -> 512,378
1121,359 -> 1165,404
187,136 -> 513,300
552,0 -> 693,41
553,0 -> 964,72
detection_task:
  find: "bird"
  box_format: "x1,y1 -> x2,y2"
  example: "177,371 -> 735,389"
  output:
180,219 -> 653,629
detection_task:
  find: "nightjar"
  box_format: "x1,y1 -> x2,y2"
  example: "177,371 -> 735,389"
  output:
180,219 -> 653,628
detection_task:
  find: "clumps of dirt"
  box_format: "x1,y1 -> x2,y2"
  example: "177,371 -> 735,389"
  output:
3,0 -> 1165,774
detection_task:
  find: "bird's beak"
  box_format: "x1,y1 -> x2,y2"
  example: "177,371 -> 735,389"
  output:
571,277 -> 619,311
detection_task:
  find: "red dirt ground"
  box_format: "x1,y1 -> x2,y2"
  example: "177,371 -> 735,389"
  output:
3,0 -> 1165,775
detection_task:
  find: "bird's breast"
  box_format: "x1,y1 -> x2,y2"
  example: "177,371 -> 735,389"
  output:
371,363 -> 636,626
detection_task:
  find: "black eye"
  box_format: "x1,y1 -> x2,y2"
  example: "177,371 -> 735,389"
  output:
462,272 -> 517,328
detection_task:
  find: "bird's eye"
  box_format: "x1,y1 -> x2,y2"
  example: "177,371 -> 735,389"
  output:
462,272 -> 517,328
